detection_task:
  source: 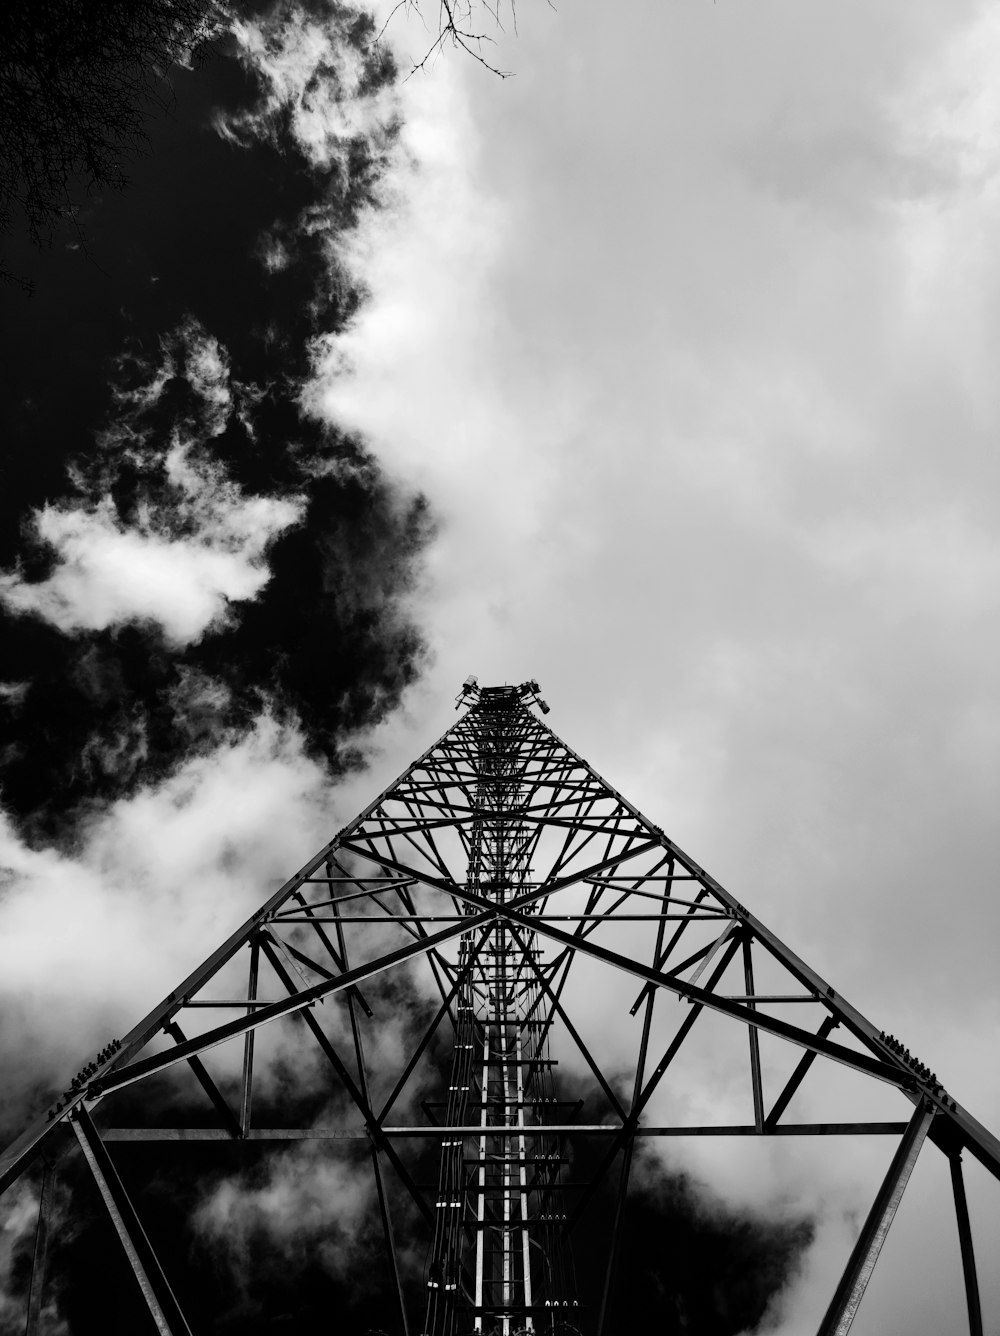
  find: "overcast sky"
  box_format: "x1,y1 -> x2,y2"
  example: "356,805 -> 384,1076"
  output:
328,1 -> 1000,1328
2,1 -> 1000,1332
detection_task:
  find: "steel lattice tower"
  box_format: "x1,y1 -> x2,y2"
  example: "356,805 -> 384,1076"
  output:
425,688 -> 576,1336
2,680 -> 999,1335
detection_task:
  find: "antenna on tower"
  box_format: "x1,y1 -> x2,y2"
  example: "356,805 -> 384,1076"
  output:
517,678 -> 550,713
456,674 -> 481,708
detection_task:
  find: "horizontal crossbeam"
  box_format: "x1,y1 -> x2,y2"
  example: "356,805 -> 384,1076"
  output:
98,1122 -> 911,1140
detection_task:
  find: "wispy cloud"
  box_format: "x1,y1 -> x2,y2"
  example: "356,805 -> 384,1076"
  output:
0,716 -> 334,1128
222,1 -> 398,171
193,1143 -> 376,1282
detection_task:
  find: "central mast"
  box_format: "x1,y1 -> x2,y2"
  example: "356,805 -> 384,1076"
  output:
424,683 -> 576,1336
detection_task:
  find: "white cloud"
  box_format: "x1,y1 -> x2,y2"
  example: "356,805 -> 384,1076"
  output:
193,1143 -> 375,1280
0,717 -> 338,1120
0,489 -> 301,646
221,1 -> 397,170
179,328 -> 232,437
0,315 -> 305,647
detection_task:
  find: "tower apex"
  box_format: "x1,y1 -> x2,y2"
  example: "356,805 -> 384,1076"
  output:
456,676 -> 550,713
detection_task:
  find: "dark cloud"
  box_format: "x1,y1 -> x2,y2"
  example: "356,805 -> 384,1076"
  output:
602,1153 -> 814,1335
0,1 -> 431,839
0,966 -> 443,1335
17,1142 -> 392,1336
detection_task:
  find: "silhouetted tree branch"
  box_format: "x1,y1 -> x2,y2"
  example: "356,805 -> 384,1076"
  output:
375,0 -> 521,79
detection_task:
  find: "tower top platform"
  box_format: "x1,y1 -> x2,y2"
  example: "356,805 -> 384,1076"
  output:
456,676 -> 550,713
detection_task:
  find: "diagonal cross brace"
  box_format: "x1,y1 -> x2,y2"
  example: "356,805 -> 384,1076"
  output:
258,934 -> 434,1229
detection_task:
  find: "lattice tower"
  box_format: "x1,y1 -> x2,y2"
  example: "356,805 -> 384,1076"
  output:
0,680 -> 998,1336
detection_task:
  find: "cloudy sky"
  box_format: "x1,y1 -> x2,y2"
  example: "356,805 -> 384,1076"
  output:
2,0 -> 1000,1332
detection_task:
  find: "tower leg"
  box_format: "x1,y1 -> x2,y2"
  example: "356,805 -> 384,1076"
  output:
742,936 -> 764,1132
949,1152 -> 984,1336
72,1108 -> 192,1336
328,869 -> 412,1336
239,938 -> 259,1136
817,1101 -> 934,1336
24,1158 -> 53,1336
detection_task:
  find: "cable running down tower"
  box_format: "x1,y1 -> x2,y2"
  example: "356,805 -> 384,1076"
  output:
425,684 -> 576,1336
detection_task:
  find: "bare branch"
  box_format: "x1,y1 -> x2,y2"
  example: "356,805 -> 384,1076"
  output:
375,0 -> 523,80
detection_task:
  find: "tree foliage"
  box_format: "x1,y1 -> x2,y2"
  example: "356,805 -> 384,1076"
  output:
0,0 -> 223,282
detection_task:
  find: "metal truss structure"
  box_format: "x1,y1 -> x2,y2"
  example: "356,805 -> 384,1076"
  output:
2,680 -> 999,1334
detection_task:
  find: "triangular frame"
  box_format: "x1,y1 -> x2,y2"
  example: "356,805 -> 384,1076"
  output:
2,682 -> 996,1334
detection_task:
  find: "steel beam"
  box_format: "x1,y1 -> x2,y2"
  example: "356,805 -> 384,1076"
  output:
24,1158 -> 53,1336
163,1021 -> 242,1139
596,896 -> 666,1336
258,936 -> 434,1228
765,1015 -> 839,1129
239,938 -> 259,1136
77,915 -> 492,1110
3,686 -> 999,1336
817,1100 -> 935,1336
0,713 -> 469,1191
99,1122 -> 911,1141
328,864 -> 411,1336
506,920 -> 625,1120
72,1108 -> 192,1336
742,935 -> 765,1132
570,936 -> 742,1227
949,1152 -> 984,1336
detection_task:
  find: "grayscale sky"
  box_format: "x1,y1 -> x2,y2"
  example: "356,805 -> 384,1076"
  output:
1,2 -> 998,1331
328,3 -> 1000,1328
